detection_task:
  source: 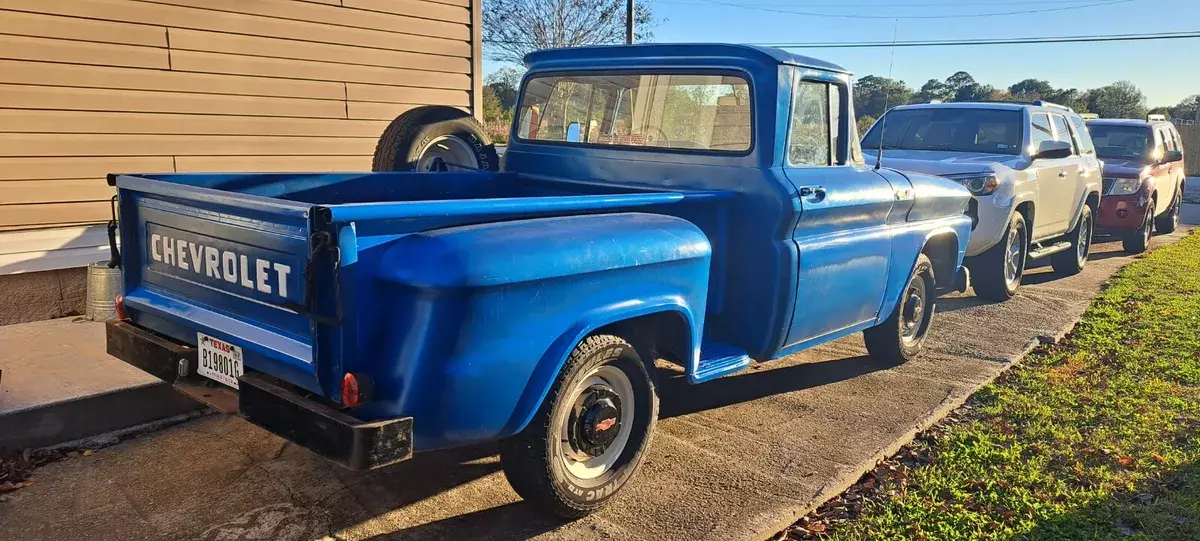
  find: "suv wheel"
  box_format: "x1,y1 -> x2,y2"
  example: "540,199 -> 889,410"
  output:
970,213 -> 1026,301
1154,189 -> 1181,234
1122,199 -> 1154,254
1052,204 -> 1093,275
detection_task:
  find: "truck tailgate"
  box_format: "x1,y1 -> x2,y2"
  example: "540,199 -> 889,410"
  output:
114,174 -> 325,393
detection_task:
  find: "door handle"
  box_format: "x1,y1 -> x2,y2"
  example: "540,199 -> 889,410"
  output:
799,185 -> 826,199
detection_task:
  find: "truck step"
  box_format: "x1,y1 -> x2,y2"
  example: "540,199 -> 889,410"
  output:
1027,240 -> 1072,260
693,340 -> 751,383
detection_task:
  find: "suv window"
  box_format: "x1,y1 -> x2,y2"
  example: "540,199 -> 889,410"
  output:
1161,127 -> 1178,152
1090,124 -> 1152,160
788,80 -> 832,165
516,73 -> 752,152
1068,116 -> 1096,156
1050,115 -> 1075,154
860,107 -> 1023,155
1030,113 -> 1054,152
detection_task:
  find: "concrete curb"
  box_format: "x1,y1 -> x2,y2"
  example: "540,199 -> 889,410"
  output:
0,381 -> 203,453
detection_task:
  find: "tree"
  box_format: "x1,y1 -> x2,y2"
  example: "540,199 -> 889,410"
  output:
484,66 -> 523,110
1170,94 -> 1200,121
955,83 -> 998,103
854,75 -> 913,118
483,0 -> 657,65
945,71 -> 976,96
911,79 -> 952,103
1086,81 -> 1148,119
1008,78 -> 1054,101
856,115 -> 877,137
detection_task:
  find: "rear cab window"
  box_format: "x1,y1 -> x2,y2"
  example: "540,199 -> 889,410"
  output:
515,72 -> 752,153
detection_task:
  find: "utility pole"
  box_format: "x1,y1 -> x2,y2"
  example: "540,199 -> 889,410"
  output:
626,0 -> 635,44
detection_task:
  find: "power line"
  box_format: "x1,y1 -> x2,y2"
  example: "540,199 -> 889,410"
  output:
689,0 -> 1133,19
482,30 -> 1200,48
757,30 -> 1200,48
658,0 -> 1110,6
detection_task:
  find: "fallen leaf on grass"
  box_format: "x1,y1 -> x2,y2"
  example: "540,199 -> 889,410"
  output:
807,523 -> 827,533
1118,457 -> 1137,468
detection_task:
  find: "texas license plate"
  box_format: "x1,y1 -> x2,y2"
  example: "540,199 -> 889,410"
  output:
197,333 -> 244,389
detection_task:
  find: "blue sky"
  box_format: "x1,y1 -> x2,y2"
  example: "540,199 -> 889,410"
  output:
484,0 -> 1199,107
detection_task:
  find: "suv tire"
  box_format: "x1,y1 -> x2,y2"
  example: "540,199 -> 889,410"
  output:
1155,189 -> 1181,234
864,254 -> 935,364
498,334 -> 657,518
970,213 -> 1027,302
1122,200 -> 1154,254
1052,204 -> 1093,275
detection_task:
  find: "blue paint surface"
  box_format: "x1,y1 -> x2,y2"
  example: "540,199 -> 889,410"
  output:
113,44 -> 972,451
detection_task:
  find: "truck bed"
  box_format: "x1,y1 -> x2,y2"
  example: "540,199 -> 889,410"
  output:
111,171 -> 727,402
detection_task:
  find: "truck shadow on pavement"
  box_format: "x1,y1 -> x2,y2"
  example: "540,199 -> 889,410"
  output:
655,354 -> 885,419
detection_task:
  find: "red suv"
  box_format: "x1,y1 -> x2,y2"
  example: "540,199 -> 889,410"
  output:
1088,119 -> 1186,253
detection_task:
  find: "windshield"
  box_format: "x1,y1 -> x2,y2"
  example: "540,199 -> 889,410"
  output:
1088,125 -> 1151,160
861,108 -> 1023,155
515,73 -> 752,152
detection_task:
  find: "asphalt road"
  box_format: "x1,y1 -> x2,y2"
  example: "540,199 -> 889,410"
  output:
1,218 -> 1195,541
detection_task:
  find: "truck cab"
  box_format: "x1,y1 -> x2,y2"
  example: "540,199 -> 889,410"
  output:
105,44 -> 973,517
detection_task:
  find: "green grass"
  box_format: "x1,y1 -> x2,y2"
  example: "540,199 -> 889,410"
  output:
827,232 -> 1200,541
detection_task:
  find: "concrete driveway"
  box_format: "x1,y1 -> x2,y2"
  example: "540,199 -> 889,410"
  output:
1,223 -> 1194,541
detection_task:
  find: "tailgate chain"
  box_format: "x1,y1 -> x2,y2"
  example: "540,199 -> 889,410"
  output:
107,195 -> 122,269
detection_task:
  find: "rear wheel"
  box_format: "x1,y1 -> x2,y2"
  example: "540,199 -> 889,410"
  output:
498,335 -> 657,518
970,213 -> 1026,302
1155,189 -> 1181,234
1122,199 -> 1154,254
864,254 -> 935,364
1052,204 -> 1093,275
371,106 -> 499,172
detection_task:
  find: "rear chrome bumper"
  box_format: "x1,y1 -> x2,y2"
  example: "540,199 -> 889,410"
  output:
105,320 -> 413,471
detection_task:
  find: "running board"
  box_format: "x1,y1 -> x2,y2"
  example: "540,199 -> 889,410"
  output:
1027,241 -> 1072,260
692,340 -> 751,383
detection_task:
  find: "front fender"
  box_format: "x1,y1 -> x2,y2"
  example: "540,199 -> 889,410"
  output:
876,216 -> 971,322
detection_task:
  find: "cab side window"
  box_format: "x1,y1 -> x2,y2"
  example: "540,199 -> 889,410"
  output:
1030,113 -> 1054,153
788,81 -> 832,166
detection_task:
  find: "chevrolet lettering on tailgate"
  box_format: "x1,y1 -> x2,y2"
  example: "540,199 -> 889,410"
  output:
145,224 -> 298,302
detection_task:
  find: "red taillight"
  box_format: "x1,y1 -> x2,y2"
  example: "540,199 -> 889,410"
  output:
114,293 -> 128,320
341,373 -> 362,408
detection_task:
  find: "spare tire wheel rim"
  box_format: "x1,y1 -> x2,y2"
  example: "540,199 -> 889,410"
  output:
559,365 -> 635,481
416,135 -> 479,171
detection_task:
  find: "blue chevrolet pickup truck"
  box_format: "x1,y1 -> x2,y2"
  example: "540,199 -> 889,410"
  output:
105,44 -> 973,517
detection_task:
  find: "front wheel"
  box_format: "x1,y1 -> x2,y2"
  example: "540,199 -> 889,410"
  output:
1052,204 -> 1093,275
498,335 -> 657,518
1122,201 -> 1154,254
864,254 -> 935,364
970,213 -> 1027,301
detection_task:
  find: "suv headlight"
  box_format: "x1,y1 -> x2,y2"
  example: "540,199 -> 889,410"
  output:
1106,177 -> 1143,196
946,173 -> 999,196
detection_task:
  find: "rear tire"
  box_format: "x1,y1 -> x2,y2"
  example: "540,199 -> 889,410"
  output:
864,254 -> 935,364
1122,199 -> 1154,254
969,213 -> 1026,302
1155,189 -> 1181,234
372,106 -> 499,172
498,335 -> 657,518
1052,204 -> 1093,275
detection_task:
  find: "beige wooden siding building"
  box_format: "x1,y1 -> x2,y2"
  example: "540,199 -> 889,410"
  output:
0,0 -> 483,324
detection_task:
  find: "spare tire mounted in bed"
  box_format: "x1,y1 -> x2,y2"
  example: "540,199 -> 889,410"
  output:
371,105 -> 500,172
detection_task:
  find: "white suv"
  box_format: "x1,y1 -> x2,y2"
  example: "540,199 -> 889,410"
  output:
862,101 -> 1103,300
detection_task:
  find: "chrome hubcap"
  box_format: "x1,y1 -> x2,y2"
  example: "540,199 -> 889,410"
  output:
415,135 -> 479,171
900,277 -> 927,345
1004,225 -> 1023,286
558,365 -> 634,480
1077,212 -> 1092,263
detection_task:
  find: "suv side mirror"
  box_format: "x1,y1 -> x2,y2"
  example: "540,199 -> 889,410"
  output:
1033,140 -> 1072,160
1162,149 -> 1184,164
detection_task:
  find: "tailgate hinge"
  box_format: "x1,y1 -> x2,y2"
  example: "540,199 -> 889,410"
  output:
281,231 -> 344,326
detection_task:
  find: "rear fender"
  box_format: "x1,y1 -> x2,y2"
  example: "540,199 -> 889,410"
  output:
503,299 -> 701,437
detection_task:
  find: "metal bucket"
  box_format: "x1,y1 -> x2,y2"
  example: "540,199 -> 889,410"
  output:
86,261 -> 123,321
